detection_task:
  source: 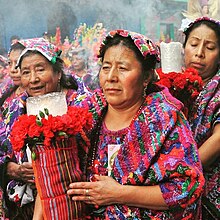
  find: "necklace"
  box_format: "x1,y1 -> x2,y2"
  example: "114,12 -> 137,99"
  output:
87,99 -> 146,179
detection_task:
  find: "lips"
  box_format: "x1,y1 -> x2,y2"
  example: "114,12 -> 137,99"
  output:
30,86 -> 44,91
11,77 -> 21,82
191,62 -> 205,69
104,88 -> 122,95
105,88 -> 121,92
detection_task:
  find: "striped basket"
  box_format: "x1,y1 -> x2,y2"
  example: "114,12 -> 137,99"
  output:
32,137 -> 87,219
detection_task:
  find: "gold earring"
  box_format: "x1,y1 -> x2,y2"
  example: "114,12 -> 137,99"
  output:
57,78 -> 61,91
143,85 -> 148,97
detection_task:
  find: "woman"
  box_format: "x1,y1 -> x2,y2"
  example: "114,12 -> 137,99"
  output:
0,40 -> 26,219
67,30 -> 205,219
0,55 -> 9,84
67,47 -> 99,93
0,42 -> 26,108
183,17 -> 220,219
0,38 -> 85,219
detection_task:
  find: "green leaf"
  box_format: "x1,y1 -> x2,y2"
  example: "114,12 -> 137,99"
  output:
39,111 -> 45,118
36,120 -> 42,126
58,131 -> 68,137
44,108 -> 49,116
31,152 -> 36,160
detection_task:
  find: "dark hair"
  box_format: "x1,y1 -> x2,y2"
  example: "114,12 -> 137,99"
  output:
10,35 -> 20,42
183,20 -> 220,50
8,42 -> 25,55
0,59 -> 7,68
98,34 -> 157,81
19,50 -> 78,90
68,47 -> 88,69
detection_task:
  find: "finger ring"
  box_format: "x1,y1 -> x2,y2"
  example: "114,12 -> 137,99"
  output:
85,189 -> 89,196
88,196 -> 91,200
32,176 -> 35,180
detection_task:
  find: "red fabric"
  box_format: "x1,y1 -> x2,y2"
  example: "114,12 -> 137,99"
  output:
32,138 -> 87,219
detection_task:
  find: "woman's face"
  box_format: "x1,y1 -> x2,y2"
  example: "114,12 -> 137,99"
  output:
184,24 -> 220,82
99,44 -> 147,110
8,49 -> 23,86
20,53 -> 61,97
71,54 -> 86,71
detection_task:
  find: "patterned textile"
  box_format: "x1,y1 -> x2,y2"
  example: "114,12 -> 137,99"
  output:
0,78 -> 14,99
0,89 -> 81,218
100,29 -> 160,62
33,138 -> 87,219
188,69 -> 220,219
86,86 -> 205,219
184,17 -> 220,34
16,38 -> 62,68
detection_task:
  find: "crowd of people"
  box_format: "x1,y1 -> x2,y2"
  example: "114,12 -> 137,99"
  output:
0,15 -> 219,220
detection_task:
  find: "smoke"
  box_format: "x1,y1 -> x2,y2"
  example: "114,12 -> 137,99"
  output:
0,0 -> 186,49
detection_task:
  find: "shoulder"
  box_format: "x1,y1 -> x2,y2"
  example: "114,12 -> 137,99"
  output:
73,89 -> 107,120
140,85 -> 188,130
147,84 -> 184,112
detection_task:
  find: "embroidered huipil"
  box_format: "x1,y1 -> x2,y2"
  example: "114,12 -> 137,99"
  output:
188,69 -> 220,219
88,86 -> 205,219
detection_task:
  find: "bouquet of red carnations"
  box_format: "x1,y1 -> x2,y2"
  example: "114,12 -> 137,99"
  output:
156,67 -> 203,116
10,106 -> 93,220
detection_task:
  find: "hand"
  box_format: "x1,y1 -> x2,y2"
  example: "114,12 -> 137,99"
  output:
7,161 -> 35,184
67,175 -> 122,206
18,162 -> 35,183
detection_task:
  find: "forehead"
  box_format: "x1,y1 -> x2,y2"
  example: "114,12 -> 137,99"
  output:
9,49 -> 22,59
21,53 -> 49,67
104,44 -> 137,61
189,24 -> 218,41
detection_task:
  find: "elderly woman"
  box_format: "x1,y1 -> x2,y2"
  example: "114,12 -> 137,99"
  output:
183,17 -> 220,219
67,30 -> 205,219
67,47 -> 99,94
0,38 -> 89,219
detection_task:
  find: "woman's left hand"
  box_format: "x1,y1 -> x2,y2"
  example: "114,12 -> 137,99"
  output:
67,174 -> 122,206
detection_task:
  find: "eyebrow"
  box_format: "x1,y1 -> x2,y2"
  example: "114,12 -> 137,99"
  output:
189,36 -> 217,44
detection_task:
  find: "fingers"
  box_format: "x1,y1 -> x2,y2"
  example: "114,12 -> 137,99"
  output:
17,163 -> 35,183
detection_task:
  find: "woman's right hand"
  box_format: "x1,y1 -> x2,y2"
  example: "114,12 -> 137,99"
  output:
7,161 -> 35,183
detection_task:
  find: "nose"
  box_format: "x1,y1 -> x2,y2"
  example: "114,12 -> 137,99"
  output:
196,44 -> 205,58
29,70 -> 40,83
10,62 -> 18,74
107,66 -> 118,82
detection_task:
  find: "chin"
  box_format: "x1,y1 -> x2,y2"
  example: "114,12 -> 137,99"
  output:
28,90 -> 45,97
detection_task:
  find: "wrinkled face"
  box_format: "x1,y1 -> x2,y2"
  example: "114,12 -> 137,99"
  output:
71,54 -> 86,71
20,53 -> 61,97
8,49 -> 23,86
99,44 -> 147,110
184,24 -> 220,82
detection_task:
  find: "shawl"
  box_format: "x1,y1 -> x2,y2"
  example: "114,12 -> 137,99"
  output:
188,69 -> 220,219
87,86 -> 205,219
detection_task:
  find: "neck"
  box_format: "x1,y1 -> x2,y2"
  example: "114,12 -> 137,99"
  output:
104,99 -> 145,131
75,69 -> 87,78
15,86 -> 25,95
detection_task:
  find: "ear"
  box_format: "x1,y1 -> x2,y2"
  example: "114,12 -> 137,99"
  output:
143,79 -> 149,88
58,72 -> 62,80
143,69 -> 153,87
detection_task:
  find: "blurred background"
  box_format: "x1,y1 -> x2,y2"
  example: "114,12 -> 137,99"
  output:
0,0 -> 187,51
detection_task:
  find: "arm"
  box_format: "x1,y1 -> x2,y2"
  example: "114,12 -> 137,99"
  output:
33,193 -> 44,220
199,123 -> 220,169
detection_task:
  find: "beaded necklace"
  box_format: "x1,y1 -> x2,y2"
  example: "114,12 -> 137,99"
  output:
87,99 -> 146,179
